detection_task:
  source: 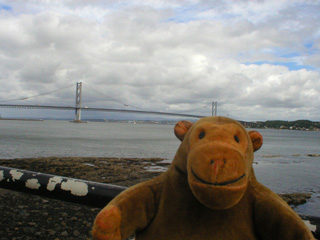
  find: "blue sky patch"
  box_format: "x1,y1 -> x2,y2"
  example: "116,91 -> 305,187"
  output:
279,52 -> 301,58
244,61 -> 314,71
0,4 -> 12,11
304,42 -> 313,49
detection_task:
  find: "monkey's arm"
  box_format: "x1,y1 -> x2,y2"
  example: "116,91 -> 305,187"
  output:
252,183 -> 315,240
92,175 -> 164,240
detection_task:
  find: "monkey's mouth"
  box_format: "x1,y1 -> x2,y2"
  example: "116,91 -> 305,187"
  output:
191,169 -> 246,187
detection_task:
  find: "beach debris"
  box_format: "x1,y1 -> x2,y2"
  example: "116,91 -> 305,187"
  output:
307,154 -> 320,157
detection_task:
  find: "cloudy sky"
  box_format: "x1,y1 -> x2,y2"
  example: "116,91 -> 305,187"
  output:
0,0 -> 319,121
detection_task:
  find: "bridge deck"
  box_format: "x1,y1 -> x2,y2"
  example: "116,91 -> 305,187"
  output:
0,104 -> 205,119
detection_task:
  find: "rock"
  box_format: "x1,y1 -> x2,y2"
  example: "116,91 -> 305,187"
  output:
19,209 -> 29,217
55,225 -> 62,231
73,230 -> 80,236
307,154 -> 320,157
61,230 -> 68,237
48,229 -> 56,235
279,193 -> 312,206
61,221 -> 67,226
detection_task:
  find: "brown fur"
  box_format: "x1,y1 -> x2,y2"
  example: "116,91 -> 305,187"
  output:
92,116 -> 314,240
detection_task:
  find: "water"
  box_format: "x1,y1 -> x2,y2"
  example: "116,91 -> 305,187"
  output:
252,129 -> 320,217
0,120 -> 319,216
0,120 -> 180,160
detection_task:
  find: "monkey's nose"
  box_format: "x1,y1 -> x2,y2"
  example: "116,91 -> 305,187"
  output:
210,158 -> 226,176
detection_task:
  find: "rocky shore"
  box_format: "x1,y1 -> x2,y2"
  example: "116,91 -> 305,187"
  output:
0,157 -> 314,239
0,157 -> 170,240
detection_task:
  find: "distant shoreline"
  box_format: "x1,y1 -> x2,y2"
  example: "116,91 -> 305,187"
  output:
0,118 -> 44,121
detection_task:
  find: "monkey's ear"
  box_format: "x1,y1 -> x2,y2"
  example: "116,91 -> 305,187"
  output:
174,120 -> 193,141
248,131 -> 263,152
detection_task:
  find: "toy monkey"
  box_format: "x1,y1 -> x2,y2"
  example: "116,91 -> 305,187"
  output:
93,116 -> 315,240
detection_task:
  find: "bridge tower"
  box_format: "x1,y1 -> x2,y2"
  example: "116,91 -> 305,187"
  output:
74,82 -> 82,122
212,101 -> 217,116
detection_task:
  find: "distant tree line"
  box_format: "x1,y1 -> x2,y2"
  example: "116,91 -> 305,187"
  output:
250,120 -> 320,130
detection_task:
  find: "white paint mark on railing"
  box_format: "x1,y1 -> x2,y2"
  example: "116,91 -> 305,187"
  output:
47,176 -> 63,191
9,170 -> 24,181
25,179 -> 41,190
61,180 -> 89,196
0,170 -> 4,181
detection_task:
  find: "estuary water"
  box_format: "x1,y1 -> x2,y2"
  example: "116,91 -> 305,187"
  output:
0,120 -> 319,216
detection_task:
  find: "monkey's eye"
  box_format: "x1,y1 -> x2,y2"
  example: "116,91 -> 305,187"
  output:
199,131 -> 205,139
234,135 -> 240,143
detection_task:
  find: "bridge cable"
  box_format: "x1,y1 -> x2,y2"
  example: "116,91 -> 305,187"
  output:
82,83 -> 143,110
0,83 -> 74,103
82,83 -> 212,116
167,104 -> 209,115
217,103 -> 238,119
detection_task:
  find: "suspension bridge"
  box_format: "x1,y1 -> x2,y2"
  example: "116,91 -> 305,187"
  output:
0,82 -> 208,121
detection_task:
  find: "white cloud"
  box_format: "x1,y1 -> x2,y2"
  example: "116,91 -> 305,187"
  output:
0,0 -> 319,121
